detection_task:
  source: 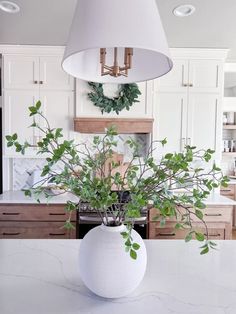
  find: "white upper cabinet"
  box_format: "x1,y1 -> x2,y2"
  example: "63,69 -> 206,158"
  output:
3,54 -> 74,91
39,56 -> 74,90
188,60 -> 222,93
156,93 -> 188,156
187,94 -> 220,152
157,60 -> 188,92
158,56 -> 223,94
4,90 -> 41,156
76,79 -> 154,118
2,47 -> 75,157
40,91 -> 74,140
154,49 -> 228,159
3,55 -> 39,90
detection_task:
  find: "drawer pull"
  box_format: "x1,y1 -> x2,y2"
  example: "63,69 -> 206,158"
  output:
205,233 -> 221,237
2,212 -> 20,215
221,189 -> 232,192
49,213 -> 66,216
2,232 -> 20,236
49,232 -> 66,236
156,232 -> 176,237
205,213 -> 222,217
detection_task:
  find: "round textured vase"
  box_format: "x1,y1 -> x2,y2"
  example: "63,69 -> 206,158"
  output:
79,224 -> 147,298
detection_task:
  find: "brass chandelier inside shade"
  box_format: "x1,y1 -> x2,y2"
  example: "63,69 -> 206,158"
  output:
100,48 -> 133,77
62,0 -> 173,83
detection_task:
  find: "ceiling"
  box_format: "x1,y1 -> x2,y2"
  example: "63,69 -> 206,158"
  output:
0,0 -> 235,60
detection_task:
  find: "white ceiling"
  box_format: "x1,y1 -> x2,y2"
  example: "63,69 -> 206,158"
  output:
0,0 -> 235,60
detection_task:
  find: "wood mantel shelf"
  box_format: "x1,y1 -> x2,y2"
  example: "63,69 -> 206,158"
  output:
74,118 -> 154,134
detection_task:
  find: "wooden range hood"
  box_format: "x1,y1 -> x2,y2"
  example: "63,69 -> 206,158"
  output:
74,118 -> 154,134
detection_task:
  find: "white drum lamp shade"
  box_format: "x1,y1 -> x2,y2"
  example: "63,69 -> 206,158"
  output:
62,0 -> 173,83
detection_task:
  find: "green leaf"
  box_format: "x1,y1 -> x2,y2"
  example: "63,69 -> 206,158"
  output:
185,233 -> 192,242
195,232 -> 205,241
195,209 -> 204,220
130,249 -> 137,260
200,246 -> 209,255
35,100 -> 41,110
132,243 -> 140,251
12,133 -> 17,141
5,135 -> 12,141
121,232 -> 128,239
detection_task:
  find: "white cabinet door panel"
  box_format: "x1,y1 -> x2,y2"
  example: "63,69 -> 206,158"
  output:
157,59 -> 188,92
187,94 -> 218,152
156,93 -> 187,155
76,80 -> 153,118
189,60 -> 222,93
4,91 -> 40,156
3,55 -> 39,90
40,91 -> 74,140
39,56 -> 74,91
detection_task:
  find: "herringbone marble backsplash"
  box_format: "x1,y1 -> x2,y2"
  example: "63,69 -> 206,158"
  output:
12,134 -> 149,190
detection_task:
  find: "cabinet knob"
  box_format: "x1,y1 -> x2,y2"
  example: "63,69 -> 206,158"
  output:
34,80 -> 38,84
183,83 -> 188,87
189,83 -> 193,87
39,81 -> 43,84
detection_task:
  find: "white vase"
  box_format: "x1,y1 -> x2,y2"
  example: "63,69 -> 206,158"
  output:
79,224 -> 147,298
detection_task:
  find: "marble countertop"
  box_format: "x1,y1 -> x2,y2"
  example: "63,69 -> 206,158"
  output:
0,239 -> 236,314
0,190 -> 235,206
0,190 -> 79,204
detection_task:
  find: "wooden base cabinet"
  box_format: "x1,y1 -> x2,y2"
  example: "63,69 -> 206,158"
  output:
0,204 -> 76,239
148,206 -> 233,240
220,184 -> 236,226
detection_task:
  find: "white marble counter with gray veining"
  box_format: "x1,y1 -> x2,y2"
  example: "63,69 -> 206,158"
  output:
0,239 -> 236,314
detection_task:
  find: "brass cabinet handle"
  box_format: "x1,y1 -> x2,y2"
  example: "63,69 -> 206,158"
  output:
39,81 -> 43,84
2,232 -> 20,236
34,80 -> 38,84
2,212 -> 20,215
49,233 -> 66,236
205,213 -> 222,217
156,232 -> 176,237
49,213 -> 66,216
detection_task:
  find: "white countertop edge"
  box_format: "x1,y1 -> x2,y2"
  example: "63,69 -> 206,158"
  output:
0,191 -> 235,205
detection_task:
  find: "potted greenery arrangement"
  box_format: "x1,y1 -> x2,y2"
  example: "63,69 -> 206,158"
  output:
6,101 -> 228,298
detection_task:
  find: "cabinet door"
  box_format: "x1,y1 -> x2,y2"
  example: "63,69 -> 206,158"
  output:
188,60 -> 222,93
187,94 -> 219,153
76,80 -> 153,118
40,91 -> 74,140
156,93 -> 188,155
4,90 -> 40,156
39,56 -> 74,91
157,59 -> 188,92
3,55 -> 39,90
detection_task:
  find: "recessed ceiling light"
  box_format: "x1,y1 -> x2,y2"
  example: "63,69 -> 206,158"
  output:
0,1 -> 20,13
173,4 -> 195,17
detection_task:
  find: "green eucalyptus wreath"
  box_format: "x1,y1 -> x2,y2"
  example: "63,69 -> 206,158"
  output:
87,82 -> 141,115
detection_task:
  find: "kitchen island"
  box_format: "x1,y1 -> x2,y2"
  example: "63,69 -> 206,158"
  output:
0,191 -> 235,239
0,239 -> 236,314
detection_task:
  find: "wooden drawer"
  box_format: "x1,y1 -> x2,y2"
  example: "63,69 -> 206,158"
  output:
149,206 -> 233,224
220,184 -> 235,196
149,222 -> 225,240
198,206 -> 233,223
0,204 -> 76,222
0,221 -> 76,239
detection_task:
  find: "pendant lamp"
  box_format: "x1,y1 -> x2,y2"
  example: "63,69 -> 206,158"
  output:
62,0 -> 173,83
